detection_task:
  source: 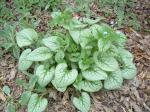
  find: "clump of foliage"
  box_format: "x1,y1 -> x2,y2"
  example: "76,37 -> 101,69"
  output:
0,0 -> 64,58
0,0 -> 15,25
73,0 -> 94,17
0,24 -> 20,59
14,0 -> 63,14
14,11 -> 137,112
98,0 -> 140,30
0,0 -> 63,27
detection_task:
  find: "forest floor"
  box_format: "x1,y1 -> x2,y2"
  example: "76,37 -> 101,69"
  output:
0,0 -> 150,112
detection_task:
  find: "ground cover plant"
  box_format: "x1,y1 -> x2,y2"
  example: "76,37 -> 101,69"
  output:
0,0 -> 64,59
71,0 -> 140,30
98,0 -> 141,30
12,11 -> 137,112
0,0 -> 141,59
0,24 -> 20,59
2,0 -> 149,112
1,0 -> 150,111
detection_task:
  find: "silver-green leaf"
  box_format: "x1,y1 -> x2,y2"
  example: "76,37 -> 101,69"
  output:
18,49 -> 33,71
82,67 -> 107,81
52,63 -> 78,88
80,28 -> 95,49
16,28 -> 38,47
52,80 -> 67,92
91,24 -> 114,39
2,85 -> 11,95
36,65 -> 55,87
69,30 -> 80,44
104,70 -> 123,90
122,63 -> 137,79
42,36 -> 62,52
94,52 -> 119,71
79,60 -> 90,71
115,31 -> 127,47
27,47 -> 52,61
73,92 -> 91,112
19,91 -> 31,106
55,50 -> 65,63
28,93 -> 48,112
118,48 -> 134,64
79,80 -> 102,92
98,39 -> 111,52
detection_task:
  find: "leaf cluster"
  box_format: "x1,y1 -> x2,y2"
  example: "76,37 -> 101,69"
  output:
15,12 -> 137,112
0,0 -> 15,25
0,24 -> 20,59
14,0 -> 63,14
98,0 -> 140,30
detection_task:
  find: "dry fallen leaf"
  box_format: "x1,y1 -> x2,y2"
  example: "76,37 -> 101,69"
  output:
9,68 -> 16,81
0,91 -> 6,102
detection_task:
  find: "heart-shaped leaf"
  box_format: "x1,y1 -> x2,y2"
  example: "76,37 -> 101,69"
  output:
108,45 -> 119,57
121,63 -> 137,79
28,93 -> 48,112
73,92 -> 91,112
69,30 -> 81,44
98,38 -> 111,52
36,65 -> 55,87
90,24 -> 101,39
42,36 -> 63,52
104,70 -> 123,90
52,80 -> 67,92
52,63 -> 78,88
27,47 -> 52,61
18,49 -> 33,71
94,52 -> 119,71
80,28 -> 96,49
2,85 -> 11,95
16,28 -> 38,47
78,80 -> 103,92
82,66 -> 107,81
19,91 -> 31,106
65,18 -> 87,30
115,31 -> 127,47
118,48 -> 134,64
91,23 -> 115,40
55,50 -> 65,63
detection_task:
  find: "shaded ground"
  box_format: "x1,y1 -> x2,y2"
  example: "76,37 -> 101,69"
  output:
0,0 -> 150,112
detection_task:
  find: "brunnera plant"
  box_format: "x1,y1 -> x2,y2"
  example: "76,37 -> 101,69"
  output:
16,12 -> 137,112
